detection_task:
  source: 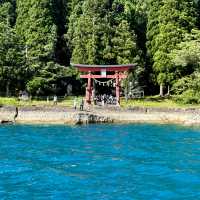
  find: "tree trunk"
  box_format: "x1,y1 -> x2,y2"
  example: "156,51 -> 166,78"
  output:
160,84 -> 164,97
166,85 -> 170,96
6,81 -> 10,97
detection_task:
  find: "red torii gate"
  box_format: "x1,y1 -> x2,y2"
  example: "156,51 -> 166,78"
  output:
71,63 -> 136,105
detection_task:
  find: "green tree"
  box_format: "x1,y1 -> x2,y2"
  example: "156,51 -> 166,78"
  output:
51,0 -> 69,65
112,20 -> 138,64
66,0 -> 84,44
0,2 -> 25,96
16,0 -> 56,65
146,0 -> 163,59
170,29 -> 200,72
69,0 -> 140,65
68,0 -> 107,64
15,0 -> 69,95
172,72 -> 200,104
147,0 -> 196,96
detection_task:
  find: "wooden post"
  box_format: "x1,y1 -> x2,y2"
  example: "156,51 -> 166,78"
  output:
86,71 -> 92,104
115,72 -> 120,105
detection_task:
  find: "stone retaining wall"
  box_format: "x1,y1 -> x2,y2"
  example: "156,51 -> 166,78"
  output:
1,106 -> 200,126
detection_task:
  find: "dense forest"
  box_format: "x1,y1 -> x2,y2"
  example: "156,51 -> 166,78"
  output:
0,0 -> 200,103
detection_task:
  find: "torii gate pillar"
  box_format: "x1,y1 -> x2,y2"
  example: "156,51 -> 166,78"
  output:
115,72 -> 120,105
86,71 -> 92,104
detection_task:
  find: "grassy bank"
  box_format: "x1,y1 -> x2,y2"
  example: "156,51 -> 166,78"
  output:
0,96 -> 200,109
121,96 -> 200,109
0,97 -> 76,107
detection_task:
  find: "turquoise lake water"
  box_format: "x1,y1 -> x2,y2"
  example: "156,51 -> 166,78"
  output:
0,124 -> 200,200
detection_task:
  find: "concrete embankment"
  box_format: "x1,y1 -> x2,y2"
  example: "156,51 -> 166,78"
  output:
1,106 -> 200,126
97,107 -> 200,126
0,106 -> 112,125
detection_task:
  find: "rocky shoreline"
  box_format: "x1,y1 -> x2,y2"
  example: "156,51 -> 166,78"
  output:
1,105 -> 200,126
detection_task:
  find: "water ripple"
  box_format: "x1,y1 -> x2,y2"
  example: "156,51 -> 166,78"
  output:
0,124 -> 200,199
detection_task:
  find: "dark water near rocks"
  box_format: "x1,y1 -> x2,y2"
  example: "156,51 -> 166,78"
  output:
0,124 -> 200,200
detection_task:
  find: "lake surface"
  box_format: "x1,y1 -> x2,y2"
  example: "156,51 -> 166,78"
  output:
0,124 -> 200,200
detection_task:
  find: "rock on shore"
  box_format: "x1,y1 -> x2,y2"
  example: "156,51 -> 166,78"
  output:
73,112 -> 113,125
0,120 -> 13,124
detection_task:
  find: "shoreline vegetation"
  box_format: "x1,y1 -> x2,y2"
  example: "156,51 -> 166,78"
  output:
2,96 -> 200,108
1,97 -> 200,126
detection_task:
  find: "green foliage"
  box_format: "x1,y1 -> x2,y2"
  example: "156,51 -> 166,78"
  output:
112,20 -> 138,64
16,0 -> 57,64
172,76 -> 194,95
27,77 -> 47,95
173,73 -> 200,104
15,0 -> 73,94
146,0 -> 162,57
147,0 -> 197,88
176,90 -> 200,104
0,0 -> 200,100
26,62 -> 75,95
170,29 -> 200,70
68,0 -> 140,65
0,2 -> 25,95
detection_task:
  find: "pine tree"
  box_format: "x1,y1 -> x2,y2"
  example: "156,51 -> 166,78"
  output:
146,0 -> 163,59
0,2 -> 26,95
147,0 -> 196,96
112,20 -> 138,64
69,0 -> 108,64
15,0 -> 66,95
51,0 -> 69,65
16,0 -> 56,66
66,0 -> 83,59
69,0 -> 140,65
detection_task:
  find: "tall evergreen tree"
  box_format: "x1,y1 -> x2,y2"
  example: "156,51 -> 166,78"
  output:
16,0 -> 56,66
147,0 -> 196,96
0,2 -> 25,95
68,0 -> 139,65
146,0 -> 163,59
68,0 -> 107,64
112,20 -> 138,64
66,0 -> 83,63
15,0 -> 68,95
51,0 -> 69,65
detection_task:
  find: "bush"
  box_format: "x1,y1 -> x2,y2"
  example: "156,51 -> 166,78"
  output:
172,76 -> 192,95
173,73 -> 200,104
26,77 -> 47,95
175,90 -> 200,104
